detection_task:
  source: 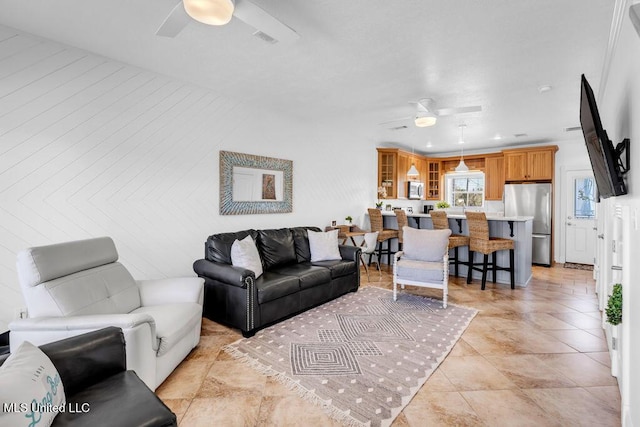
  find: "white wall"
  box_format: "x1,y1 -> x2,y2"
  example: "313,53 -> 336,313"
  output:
0,26 -> 377,331
594,1 -> 640,424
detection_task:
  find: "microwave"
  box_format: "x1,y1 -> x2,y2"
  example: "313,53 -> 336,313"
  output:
407,181 -> 424,199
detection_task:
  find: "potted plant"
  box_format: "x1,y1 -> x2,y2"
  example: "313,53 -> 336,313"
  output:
345,215 -> 353,225
435,201 -> 450,209
605,283 -> 622,377
375,202 -> 383,210
605,283 -> 622,326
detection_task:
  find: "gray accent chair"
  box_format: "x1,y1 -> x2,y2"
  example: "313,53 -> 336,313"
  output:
393,227 -> 452,307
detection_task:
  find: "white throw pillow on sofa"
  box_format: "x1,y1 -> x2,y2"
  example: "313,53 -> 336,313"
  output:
231,235 -> 263,278
0,341 -> 66,427
308,229 -> 342,262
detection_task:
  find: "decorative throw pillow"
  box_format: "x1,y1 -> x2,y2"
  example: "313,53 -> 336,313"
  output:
0,341 -> 66,427
308,229 -> 342,262
231,235 -> 263,278
402,226 -> 452,262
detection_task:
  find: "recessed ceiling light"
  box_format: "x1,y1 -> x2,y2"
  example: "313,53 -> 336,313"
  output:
494,134 -> 502,140
538,85 -> 553,93
426,142 -> 433,148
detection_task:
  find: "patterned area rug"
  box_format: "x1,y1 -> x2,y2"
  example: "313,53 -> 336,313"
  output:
564,262 -> 594,271
223,286 -> 477,427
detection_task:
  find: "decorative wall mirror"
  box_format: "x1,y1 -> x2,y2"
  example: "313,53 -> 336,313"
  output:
220,151 -> 293,215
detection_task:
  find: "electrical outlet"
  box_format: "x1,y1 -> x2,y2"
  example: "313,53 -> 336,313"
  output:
13,307 -> 27,319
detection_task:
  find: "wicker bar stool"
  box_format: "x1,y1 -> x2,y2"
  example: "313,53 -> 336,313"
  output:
394,209 -> 408,251
367,208 -> 399,266
430,210 -> 470,277
465,211 -> 515,290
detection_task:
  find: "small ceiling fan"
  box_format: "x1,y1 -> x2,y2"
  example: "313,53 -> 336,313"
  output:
156,0 -> 299,44
380,98 -> 482,128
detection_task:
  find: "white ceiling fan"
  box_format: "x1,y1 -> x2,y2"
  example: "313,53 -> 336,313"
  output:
156,0 -> 299,43
380,98 -> 482,128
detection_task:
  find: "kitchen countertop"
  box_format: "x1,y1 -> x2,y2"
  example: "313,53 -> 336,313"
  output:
379,211 -> 534,222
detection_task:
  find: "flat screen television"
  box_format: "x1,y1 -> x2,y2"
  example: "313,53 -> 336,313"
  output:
580,74 -> 629,199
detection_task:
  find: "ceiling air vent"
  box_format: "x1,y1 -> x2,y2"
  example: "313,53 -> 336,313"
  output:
253,31 -> 278,44
514,133 -> 528,138
564,126 -> 582,132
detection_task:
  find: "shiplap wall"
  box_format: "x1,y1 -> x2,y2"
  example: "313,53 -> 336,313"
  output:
0,26 -> 375,331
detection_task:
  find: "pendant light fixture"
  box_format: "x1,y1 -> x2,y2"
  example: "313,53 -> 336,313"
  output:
407,142 -> 420,176
455,124 -> 469,173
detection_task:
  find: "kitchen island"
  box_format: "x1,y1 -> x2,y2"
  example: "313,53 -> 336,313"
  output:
376,210 -> 533,287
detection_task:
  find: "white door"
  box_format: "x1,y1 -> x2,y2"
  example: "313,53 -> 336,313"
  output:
564,171 -> 597,265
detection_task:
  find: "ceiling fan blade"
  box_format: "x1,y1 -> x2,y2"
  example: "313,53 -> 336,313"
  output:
156,2 -> 191,38
234,0 -> 300,43
435,105 -> 482,116
378,116 -> 412,126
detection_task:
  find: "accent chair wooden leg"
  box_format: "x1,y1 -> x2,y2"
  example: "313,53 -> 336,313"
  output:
481,254 -> 489,290
510,249 -> 515,289
467,251 -> 474,284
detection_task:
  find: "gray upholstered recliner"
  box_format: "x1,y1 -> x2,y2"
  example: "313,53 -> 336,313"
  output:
9,237 -> 204,390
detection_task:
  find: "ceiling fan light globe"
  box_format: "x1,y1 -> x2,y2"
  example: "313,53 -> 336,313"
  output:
414,116 -> 437,127
183,0 -> 235,26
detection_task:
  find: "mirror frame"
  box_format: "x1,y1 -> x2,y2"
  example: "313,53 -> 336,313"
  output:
219,150 -> 293,215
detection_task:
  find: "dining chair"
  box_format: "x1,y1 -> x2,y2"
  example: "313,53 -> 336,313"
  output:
360,231 -> 382,281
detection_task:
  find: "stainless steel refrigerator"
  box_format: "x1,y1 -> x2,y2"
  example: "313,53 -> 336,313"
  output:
504,183 -> 552,266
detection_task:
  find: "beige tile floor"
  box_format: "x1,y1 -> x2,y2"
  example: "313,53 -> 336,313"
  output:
157,264 -> 621,426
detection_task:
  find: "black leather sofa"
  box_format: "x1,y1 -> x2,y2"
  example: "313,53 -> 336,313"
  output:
193,226 -> 361,337
0,327 -> 176,427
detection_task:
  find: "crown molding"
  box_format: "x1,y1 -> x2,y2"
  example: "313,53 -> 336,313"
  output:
598,0 -> 632,102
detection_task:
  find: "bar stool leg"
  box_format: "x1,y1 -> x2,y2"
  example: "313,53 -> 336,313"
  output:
492,252 -> 498,283
510,249 -> 515,289
454,247 -> 459,277
467,251 -> 474,284
481,254 -> 489,290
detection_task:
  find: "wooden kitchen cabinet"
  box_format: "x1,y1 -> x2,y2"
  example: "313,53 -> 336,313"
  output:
425,159 -> 441,200
485,154 -> 505,200
377,148 -> 427,200
503,146 -> 558,181
377,149 -> 397,199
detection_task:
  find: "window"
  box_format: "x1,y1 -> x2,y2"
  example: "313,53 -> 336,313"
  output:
445,172 -> 485,207
574,177 -> 596,219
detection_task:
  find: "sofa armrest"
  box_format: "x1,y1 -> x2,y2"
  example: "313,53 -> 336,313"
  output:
339,245 -> 361,262
9,313 -> 156,333
193,259 -> 253,288
9,313 -> 157,354
137,277 -> 204,307
40,327 -> 127,397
